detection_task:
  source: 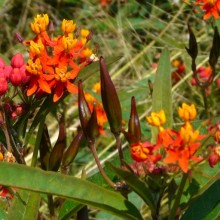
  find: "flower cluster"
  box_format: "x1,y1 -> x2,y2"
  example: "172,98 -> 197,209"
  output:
195,0 -> 220,20
0,53 -> 28,96
23,14 -> 94,102
130,103 -> 205,173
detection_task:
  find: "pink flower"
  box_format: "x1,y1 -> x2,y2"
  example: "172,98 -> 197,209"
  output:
9,68 -> 22,86
0,77 -> 8,95
11,53 -> 25,68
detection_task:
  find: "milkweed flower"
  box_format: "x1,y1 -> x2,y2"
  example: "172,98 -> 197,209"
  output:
178,103 -> 197,122
147,110 -> 166,131
195,0 -> 220,20
23,14 -> 94,102
209,145 -> 220,167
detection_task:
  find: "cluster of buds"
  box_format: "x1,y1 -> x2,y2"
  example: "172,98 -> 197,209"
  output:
208,122 -> 220,167
4,102 -> 25,120
0,54 -> 28,96
20,14 -> 94,102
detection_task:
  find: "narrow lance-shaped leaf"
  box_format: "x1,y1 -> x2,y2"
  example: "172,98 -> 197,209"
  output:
100,56 -> 122,135
0,162 -> 142,220
151,49 -> 172,143
48,115 -> 66,171
106,162 -> 156,215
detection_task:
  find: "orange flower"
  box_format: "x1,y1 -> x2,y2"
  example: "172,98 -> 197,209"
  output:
131,142 -> 161,163
26,58 -> 52,96
24,14 -> 94,102
195,0 -> 220,19
162,123 -> 203,173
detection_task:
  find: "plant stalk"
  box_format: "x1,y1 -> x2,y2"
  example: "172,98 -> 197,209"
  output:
89,141 -> 115,188
168,173 -> 188,220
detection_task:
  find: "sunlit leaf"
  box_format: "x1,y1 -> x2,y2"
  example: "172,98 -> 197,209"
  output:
0,162 -> 142,220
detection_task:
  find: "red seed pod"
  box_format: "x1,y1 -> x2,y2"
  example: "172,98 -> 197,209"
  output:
100,56 -> 122,135
127,96 -> 141,144
62,130 -> 84,167
78,80 -> 91,133
84,103 -> 99,143
48,115 -> 66,171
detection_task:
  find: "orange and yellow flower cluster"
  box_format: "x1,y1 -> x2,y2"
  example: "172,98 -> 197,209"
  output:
195,0 -> 220,20
130,103 -> 205,173
24,14 -> 93,102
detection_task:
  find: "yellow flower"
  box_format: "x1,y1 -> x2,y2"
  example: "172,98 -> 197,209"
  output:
93,82 -> 101,94
26,58 -> 42,75
30,14 -> 49,34
81,48 -> 93,57
30,40 -> 44,55
81,29 -> 90,38
178,103 -> 197,121
62,34 -> 77,51
61,19 -> 76,34
147,110 -> 166,128
180,122 -> 199,145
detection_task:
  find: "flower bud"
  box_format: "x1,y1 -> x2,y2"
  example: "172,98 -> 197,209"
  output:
11,53 -> 25,68
0,77 -> 8,95
100,56 -> 122,135
84,103 -> 99,143
9,68 -> 22,86
128,96 -> 141,144
48,116 -> 66,171
62,130 -> 84,167
78,80 -> 91,132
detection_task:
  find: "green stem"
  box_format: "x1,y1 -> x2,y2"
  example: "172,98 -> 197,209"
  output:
89,142 -> 115,188
168,173 -> 188,220
114,134 -> 123,167
31,116 -> 46,167
201,88 -> 210,119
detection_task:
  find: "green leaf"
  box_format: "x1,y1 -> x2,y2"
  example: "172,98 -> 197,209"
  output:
181,180 -> 220,220
0,162 -> 142,220
151,49 -> 172,143
106,162 -> 155,213
58,200 -> 83,220
8,190 -> 41,220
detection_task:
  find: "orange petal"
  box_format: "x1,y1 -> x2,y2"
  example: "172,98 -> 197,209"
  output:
163,150 -> 179,163
66,80 -> 78,93
53,82 -> 64,102
179,149 -> 189,173
27,78 -> 38,96
38,78 -> 51,94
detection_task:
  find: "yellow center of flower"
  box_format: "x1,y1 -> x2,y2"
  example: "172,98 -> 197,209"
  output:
178,103 -> 197,122
62,34 -> 77,51
180,122 -> 199,145
30,14 -> 49,34
30,40 -> 44,55
61,19 -> 76,34
81,48 -> 93,58
26,58 -> 42,75
55,67 -> 72,82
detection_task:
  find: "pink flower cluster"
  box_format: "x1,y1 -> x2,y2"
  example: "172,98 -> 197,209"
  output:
0,53 -> 29,95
